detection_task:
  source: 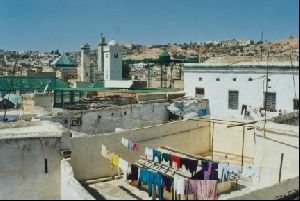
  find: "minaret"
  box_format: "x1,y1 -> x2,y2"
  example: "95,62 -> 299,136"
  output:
103,40 -> 123,81
79,43 -> 91,82
98,33 -> 107,78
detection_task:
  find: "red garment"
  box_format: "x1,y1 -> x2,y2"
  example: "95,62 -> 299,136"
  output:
133,143 -> 139,152
170,155 -> 181,169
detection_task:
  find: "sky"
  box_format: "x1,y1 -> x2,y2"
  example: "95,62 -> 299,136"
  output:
0,0 -> 298,52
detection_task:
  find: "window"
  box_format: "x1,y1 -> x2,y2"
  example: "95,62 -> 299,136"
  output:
264,92 -> 276,111
248,78 -> 253,81
195,87 -> 205,97
216,78 -> 220,81
293,99 -> 299,110
114,53 -> 118,58
228,90 -> 239,110
199,77 -> 202,81
233,78 -> 237,81
106,54 -> 108,58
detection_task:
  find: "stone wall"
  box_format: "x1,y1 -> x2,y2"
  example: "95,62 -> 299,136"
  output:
69,102 -> 170,134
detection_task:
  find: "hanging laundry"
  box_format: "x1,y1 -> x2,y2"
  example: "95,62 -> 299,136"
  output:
121,137 -> 129,147
173,174 -> 185,196
181,158 -> 198,175
171,155 -> 181,169
118,158 -> 128,172
118,158 -> 129,181
218,163 -> 229,182
228,164 -> 241,178
147,171 -> 163,200
184,179 -> 198,200
133,143 -> 139,152
210,162 -> 219,180
138,168 -> 150,189
202,161 -> 213,180
111,153 -> 119,168
161,153 -> 171,166
196,180 -> 218,200
128,140 -> 134,150
153,150 -> 162,163
162,175 -> 173,192
129,164 -> 139,180
243,166 -> 259,177
145,147 -> 153,160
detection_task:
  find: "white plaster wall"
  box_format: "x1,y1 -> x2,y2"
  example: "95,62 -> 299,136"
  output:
104,45 -> 122,81
104,80 -> 133,88
78,102 -> 170,134
213,121 -> 255,161
184,67 -> 299,119
70,119 -> 211,181
61,159 -> 95,200
253,122 -> 299,189
0,138 -> 62,200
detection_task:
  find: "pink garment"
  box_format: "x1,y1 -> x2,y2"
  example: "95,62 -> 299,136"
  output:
184,180 -> 218,200
197,180 -> 218,200
184,179 -> 198,200
133,143 -> 139,152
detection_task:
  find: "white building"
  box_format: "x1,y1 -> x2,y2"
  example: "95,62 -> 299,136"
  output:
79,43 -> 92,82
184,62 -> 299,119
103,40 -> 123,81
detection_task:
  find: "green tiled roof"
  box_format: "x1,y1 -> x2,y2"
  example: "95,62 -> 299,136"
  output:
51,53 -> 78,67
87,81 -> 105,88
0,77 -> 70,90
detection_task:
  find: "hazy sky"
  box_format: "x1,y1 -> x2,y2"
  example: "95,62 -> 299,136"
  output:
0,0 -> 298,51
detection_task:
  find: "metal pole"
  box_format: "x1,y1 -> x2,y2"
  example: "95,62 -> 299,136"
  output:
279,153 -> 284,182
263,52 -> 270,137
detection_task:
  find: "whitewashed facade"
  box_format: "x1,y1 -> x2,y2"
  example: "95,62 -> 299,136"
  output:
103,40 -> 123,81
184,62 -> 299,119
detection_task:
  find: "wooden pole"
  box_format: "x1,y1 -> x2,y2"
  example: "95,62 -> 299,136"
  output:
241,125 -> 245,169
279,153 -> 284,182
211,122 -> 215,160
152,184 -> 156,200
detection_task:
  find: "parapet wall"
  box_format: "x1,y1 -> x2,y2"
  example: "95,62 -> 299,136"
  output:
61,159 -> 95,200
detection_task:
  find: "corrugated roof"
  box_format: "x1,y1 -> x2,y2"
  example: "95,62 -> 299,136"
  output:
51,53 -> 78,67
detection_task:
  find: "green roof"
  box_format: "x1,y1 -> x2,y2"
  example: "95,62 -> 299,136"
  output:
51,53 -> 78,67
55,87 -> 180,93
87,81 -> 105,88
0,77 -> 70,90
159,50 -> 170,57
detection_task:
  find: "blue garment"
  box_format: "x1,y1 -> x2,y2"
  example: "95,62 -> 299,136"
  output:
218,163 -> 229,181
147,171 -> 163,200
128,140 -> 134,150
138,168 -> 150,189
153,150 -> 162,163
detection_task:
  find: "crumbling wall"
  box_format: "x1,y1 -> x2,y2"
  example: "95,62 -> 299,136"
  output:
73,102 -> 170,134
0,137 -> 62,199
69,118 -> 211,181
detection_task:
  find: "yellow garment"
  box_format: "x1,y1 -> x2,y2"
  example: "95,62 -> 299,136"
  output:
112,153 -> 119,168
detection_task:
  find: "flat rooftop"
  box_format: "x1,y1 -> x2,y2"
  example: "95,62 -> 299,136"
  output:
184,61 -> 299,68
86,179 -> 150,200
0,120 -> 65,139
